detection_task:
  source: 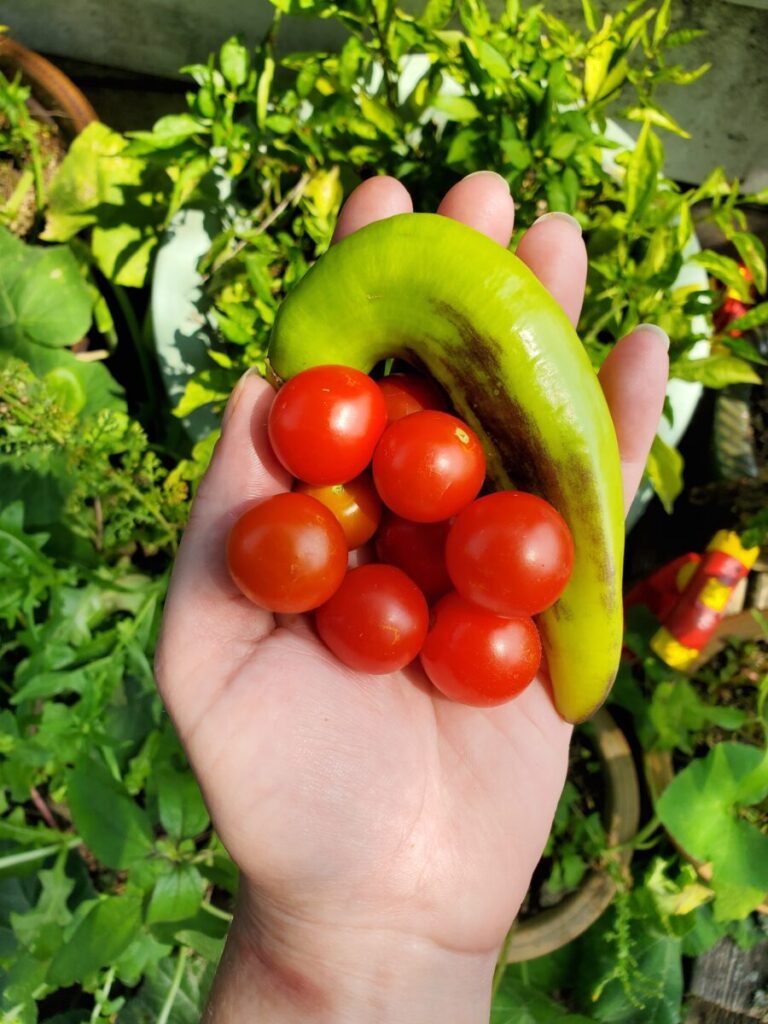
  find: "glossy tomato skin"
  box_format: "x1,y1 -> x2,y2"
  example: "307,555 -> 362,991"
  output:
268,365 -> 387,485
374,513 -> 452,602
377,373 -> 447,422
372,411 -> 486,522
446,491 -> 574,617
296,474 -> 382,550
227,492 -> 347,613
420,592 -> 541,706
315,564 -> 429,674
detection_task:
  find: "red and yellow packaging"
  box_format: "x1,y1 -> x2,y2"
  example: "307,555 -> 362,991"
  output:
651,531 -> 760,669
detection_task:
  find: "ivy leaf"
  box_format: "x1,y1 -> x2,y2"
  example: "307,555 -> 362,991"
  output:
146,864 -> 205,925
656,743 -> 768,919
157,766 -> 210,840
47,890 -> 143,986
67,756 -> 153,870
645,434 -> 684,513
670,355 -> 762,388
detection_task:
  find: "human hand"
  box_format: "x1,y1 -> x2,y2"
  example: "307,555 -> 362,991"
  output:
155,171 -> 669,1023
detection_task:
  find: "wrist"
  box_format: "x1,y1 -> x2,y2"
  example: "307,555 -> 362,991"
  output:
204,883 -> 498,1024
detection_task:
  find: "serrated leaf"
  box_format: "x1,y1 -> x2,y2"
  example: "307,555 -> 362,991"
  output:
48,891 -> 143,986
646,434 -> 683,513
147,864 -> 204,924
67,757 -> 153,869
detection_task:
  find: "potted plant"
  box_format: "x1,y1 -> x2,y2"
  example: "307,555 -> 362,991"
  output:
0,34 -> 97,236
39,0 -> 766,517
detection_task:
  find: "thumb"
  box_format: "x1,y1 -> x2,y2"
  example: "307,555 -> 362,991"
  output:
156,370 -> 290,724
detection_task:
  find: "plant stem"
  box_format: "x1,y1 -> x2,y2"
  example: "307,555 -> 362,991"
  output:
90,966 -> 115,1024
612,814 -> 661,853
0,837 -> 80,871
371,5 -> 398,112
157,946 -> 189,1024
201,898 -> 234,922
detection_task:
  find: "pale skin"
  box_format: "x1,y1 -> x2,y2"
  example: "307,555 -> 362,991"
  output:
154,172 -> 670,1022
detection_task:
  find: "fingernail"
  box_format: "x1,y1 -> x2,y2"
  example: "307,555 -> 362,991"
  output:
464,170 -> 511,192
222,367 -> 259,430
635,323 -> 670,351
532,211 -> 582,235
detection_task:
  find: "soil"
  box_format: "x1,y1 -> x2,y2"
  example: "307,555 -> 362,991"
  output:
517,727 -> 606,920
0,95 -> 67,237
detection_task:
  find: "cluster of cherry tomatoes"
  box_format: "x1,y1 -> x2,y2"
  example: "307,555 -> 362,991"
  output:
226,365 -> 574,706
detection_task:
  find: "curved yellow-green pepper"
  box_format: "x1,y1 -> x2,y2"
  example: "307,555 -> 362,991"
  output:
268,213 -> 624,722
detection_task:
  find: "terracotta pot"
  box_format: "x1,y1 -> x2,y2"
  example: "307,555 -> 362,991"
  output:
0,36 -> 97,140
506,707 -> 640,963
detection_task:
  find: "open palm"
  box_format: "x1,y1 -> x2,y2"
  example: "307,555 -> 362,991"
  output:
155,173 -> 668,973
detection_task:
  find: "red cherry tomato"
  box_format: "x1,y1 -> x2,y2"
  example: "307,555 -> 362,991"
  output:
420,592 -> 541,706
227,493 -> 347,613
296,474 -> 382,550
375,513 -> 452,602
372,411 -> 486,522
377,373 -> 447,422
446,491 -> 574,617
316,564 -> 429,674
268,365 -> 387,485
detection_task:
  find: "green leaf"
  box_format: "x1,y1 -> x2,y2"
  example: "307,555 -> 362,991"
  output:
581,0 -> 597,33
492,972 -> 594,1022
147,864 -> 204,924
67,756 -> 153,869
727,301 -> 768,333
653,0 -> 672,45
0,228 -> 91,349
657,743 -> 768,918
257,55 -> 275,128
174,928 -> 225,963
359,93 -> 399,137
157,767 -> 210,840
11,852 -> 74,959
419,0 -> 455,27
220,37 -> 250,89
648,678 -> 747,753
731,231 -> 767,295
646,434 -> 683,513
624,120 -> 664,222
117,953 -> 214,1024
475,39 -> 510,81
432,95 -> 481,122
128,114 -> 207,150
43,122 -> 169,287
670,355 -> 762,388
691,251 -> 752,300
48,891 -> 143,986
625,106 -> 690,139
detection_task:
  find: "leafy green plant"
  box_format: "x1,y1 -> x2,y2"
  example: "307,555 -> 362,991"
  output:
39,0 -> 767,513
0,502 -> 233,1020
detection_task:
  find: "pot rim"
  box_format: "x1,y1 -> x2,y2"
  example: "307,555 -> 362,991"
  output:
0,35 -> 97,139
506,706 -> 640,962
